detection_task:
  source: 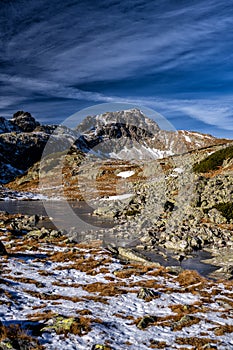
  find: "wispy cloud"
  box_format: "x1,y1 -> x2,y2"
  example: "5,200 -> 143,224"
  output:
0,74 -> 115,102
105,95 -> 233,132
1,72 -> 233,134
2,0 -> 233,83
0,1 -> 233,137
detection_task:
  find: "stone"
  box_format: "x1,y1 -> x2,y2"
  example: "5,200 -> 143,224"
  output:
42,315 -> 90,336
164,240 -> 188,251
118,247 -> 160,266
0,240 -> 7,255
166,265 -> 183,275
171,315 -> 197,331
137,287 -> 160,299
91,345 -> 112,350
27,230 -> 45,239
137,315 -> 157,329
93,206 -> 119,218
208,208 -> 227,224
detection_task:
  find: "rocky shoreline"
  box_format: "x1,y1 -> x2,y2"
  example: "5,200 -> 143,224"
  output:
0,210 -> 231,280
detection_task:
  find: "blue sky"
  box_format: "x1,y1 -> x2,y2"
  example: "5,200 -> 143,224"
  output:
0,0 -> 233,137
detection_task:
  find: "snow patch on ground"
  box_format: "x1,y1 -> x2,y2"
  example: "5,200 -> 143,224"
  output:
101,193 -> 133,201
173,168 -> 184,174
109,145 -> 174,160
117,170 -> 135,178
183,133 -> 192,143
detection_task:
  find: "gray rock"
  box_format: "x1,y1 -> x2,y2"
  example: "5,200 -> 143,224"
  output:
208,208 -> 227,224
137,315 -> 157,329
93,206 -> 119,218
164,240 -> 188,252
137,287 -> 160,299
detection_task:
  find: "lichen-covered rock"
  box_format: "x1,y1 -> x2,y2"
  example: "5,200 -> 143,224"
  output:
137,315 -> 157,329
42,315 -> 90,336
137,287 -> 160,299
93,206 -> 120,218
91,345 -> 112,350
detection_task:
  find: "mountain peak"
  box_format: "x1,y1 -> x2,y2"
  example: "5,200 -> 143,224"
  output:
11,111 -> 40,132
76,108 -> 160,136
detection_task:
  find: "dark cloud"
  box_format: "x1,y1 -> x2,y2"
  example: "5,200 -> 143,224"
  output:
0,0 -> 233,137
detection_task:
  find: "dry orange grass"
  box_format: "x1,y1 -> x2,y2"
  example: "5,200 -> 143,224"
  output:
6,157 -> 145,200
82,281 -> 128,297
177,270 -> 207,290
149,339 -> 167,348
0,323 -> 44,349
175,336 -> 217,349
2,275 -> 45,288
214,324 -> 233,336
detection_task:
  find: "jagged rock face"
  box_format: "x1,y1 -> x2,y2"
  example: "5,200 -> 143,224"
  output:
75,109 -> 162,159
76,109 -> 227,160
11,111 -> 40,132
0,132 -> 50,171
77,108 -> 160,136
0,117 -> 20,133
0,113 -> 77,183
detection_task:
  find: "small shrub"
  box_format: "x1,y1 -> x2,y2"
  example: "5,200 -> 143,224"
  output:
193,145 -> 233,173
214,202 -> 233,222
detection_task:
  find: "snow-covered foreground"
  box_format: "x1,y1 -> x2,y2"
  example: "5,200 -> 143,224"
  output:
0,229 -> 233,349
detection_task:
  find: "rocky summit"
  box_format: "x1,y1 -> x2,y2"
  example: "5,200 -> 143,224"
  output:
75,108 -> 227,160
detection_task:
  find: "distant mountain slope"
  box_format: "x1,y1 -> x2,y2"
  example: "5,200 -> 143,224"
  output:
0,108 -> 230,184
0,111 -> 74,183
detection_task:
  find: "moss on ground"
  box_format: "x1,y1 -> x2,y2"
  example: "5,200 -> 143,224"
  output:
214,202 -> 233,222
193,145 -> 233,173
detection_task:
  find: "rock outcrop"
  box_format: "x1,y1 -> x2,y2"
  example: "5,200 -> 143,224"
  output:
1,109 -> 233,271
11,111 -> 40,132
0,112 -> 78,183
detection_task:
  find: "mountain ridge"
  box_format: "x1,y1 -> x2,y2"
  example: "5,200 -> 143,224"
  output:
74,108 -> 229,160
0,109 -> 230,185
